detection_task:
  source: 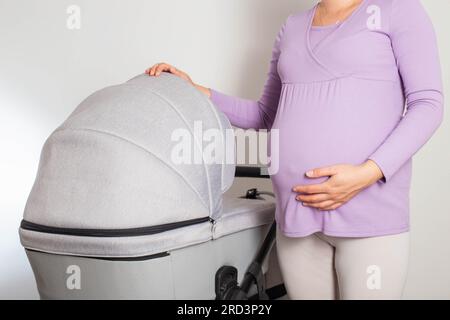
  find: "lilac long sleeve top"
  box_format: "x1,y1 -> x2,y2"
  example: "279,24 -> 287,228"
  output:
210,0 -> 444,237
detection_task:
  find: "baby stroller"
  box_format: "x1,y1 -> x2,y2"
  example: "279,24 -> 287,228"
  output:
19,73 -> 285,300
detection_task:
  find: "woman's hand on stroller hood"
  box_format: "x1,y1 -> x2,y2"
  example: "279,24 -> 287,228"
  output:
145,62 -> 211,98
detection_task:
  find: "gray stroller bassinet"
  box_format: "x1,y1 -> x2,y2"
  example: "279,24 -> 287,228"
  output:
19,73 -> 284,299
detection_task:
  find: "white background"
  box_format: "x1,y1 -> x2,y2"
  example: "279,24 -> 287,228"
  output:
0,0 -> 448,299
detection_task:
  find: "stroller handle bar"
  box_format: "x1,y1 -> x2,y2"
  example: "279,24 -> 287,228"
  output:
234,166 -> 270,179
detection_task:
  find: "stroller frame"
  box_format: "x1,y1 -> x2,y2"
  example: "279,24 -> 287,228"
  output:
215,166 -> 285,300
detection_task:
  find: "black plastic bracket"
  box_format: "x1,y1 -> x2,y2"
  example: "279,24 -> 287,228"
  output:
245,188 -> 259,199
215,266 -> 239,300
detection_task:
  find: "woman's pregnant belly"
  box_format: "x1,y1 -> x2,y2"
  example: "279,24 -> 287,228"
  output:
270,77 -> 405,212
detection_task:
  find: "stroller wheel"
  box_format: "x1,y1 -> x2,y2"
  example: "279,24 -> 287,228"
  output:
215,266 -> 242,300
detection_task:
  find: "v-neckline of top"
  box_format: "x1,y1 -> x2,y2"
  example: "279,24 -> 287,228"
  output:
305,0 -> 368,77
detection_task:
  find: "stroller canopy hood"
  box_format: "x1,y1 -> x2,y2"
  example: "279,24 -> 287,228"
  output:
23,73 -> 235,230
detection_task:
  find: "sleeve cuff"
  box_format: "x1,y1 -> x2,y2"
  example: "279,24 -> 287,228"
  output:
209,89 -> 225,110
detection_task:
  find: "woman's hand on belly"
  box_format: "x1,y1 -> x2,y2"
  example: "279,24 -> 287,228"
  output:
292,160 -> 384,211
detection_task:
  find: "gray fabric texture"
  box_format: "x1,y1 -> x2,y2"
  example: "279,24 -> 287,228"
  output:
20,73 -> 277,258
20,194 -> 275,257
213,195 -> 275,239
23,73 -> 235,230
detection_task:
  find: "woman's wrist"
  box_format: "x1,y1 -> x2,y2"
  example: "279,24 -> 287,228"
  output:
194,84 -> 211,98
359,160 -> 384,187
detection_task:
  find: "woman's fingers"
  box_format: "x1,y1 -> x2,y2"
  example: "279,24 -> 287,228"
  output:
305,165 -> 340,178
145,63 -> 197,88
150,65 -> 158,76
293,183 -> 330,194
145,63 -> 167,76
155,63 -> 170,76
302,200 -> 336,210
296,193 -> 330,203
322,202 -> 344,211
146,63 -> 189,80
302,189 -> 359,211
148,64 -> 158,76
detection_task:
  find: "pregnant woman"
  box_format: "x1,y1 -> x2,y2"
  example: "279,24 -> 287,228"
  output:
146,0 -> 443,299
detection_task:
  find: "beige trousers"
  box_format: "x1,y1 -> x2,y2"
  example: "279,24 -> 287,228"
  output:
276,228 -> 410,300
